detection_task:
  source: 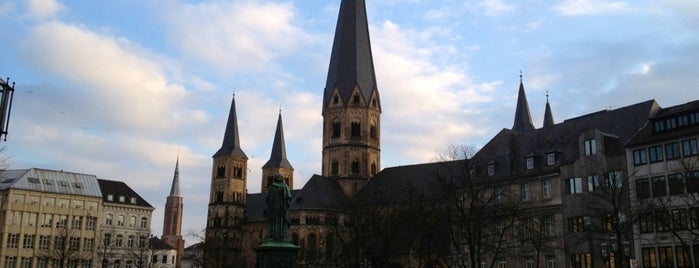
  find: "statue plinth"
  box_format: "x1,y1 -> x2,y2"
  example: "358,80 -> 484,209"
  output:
256,240 -> 299,268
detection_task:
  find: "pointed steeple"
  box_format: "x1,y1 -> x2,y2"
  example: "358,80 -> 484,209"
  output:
169,155 -> 181,196
263,111 -> 293,170
323,0 -> 379,108
213,95 -> 247,158
543,92 -> 555,128
512,74 -> 535,131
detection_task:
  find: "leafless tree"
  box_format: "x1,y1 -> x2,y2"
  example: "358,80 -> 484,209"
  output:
37,227 -> 92,268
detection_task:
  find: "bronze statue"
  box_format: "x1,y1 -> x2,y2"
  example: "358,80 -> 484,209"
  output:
266,174 -> 292,241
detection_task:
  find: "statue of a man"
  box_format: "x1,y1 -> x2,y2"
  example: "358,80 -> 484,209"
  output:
266,174 -> 292,241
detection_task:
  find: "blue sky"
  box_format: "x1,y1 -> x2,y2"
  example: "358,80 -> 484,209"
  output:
1,0 -> 698,244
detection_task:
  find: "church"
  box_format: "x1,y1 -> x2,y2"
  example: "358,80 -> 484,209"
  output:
203,0 -> 699,267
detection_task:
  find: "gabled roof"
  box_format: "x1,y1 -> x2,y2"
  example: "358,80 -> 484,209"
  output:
323,0 -> 379,108
150,237 -> 176,250
290,175 -> 347,211
262,112 -> 293,170
97,179 -> 154,208
213,96 -> 247,159
0,168 -> 102,197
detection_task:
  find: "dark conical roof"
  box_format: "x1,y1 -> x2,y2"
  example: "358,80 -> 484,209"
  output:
213,96 -> 248,159
169,156 -> 181,196
263,112 -> 293,170
543,97 -> 555,128
512,77 -> 535,131
323,0 -> 378,108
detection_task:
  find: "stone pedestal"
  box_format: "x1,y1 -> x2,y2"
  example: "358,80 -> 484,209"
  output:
256,240 -> 299,268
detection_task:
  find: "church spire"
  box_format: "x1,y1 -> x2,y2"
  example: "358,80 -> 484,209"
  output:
213,95 -> 247,158
323,0 -> 379,109
263,111 -> 293,170
543,91 -> 555,128
169,155 -> 181,196
512,73 -> 535,131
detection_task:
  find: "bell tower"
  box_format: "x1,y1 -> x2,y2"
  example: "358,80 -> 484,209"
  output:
261,111 -> 294,193
204,95 -> 248,266
322,0 -> 381,196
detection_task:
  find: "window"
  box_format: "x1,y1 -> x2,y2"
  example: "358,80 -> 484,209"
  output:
116,234 -> 123,247
331,160 -> 339,175
56,215 -> 68,228
4,257 -> 17,268
546,255 -> 556,268
370,125 -> 377,139
543,215 -> 554,237
672,209 -> 688,230
633,148 -> 647,165
683,139 -> 698,156
127,235 -> 135,248
487,164 -> 495,176
129,216 -> 136,227
636,178 -> 650,200
22,234 -> 34,249
570,254 -> 591,268
525,257 -> 535,268
86,216 -> 96,230
107,194 -> 114,201
351,160 -> 360,174
587,175 -> 600,191
69,237 -> 80,251
117,215 -> 125,226
547,153 -> 556,166
351,122 -> 360,137
37,258 -> 49,268
333,95 -> 339,104
331,120 -> 341,138
106,214 -> 113,225
691,208 -> 699,229
521,183 -> 531,201
567,177 -> 583,194
649,145 -> 664,162
568,216 -> 585,233
526,157 -> 534,170
39,235 -> 51,249
140,217 -> 148,228
654,120 -> 665,132
84,238 -> 94,252
19,258 -> 32,268
353,93 -> 360,104
658,247 -> 674,268
55,236 -> 65,250
72,216 -> 82,230
668,173 -> 684,195
605,171 -> 623,189
542,179 -> 552,199
639,213 -> 654,233
652,176 -> 667,197
666,142 -> 681,160
584,139 -> 597,156
28,212 -> 37,227
216,165 -> 225,178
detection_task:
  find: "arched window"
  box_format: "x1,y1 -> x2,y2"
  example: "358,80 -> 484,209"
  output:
331,160 -> 339,175
215,191 -> 224,202
216,165 -> 225,178
370,124 -> 377,139
307,233 -> 317,260
351,121 -> 361,137
371,162 -> 377,176
351,159 -> 360,175
353,93 -> 360,104
332,119 -> 341,138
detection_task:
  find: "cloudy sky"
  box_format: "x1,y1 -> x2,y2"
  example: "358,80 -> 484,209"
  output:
1,0 -> 698,244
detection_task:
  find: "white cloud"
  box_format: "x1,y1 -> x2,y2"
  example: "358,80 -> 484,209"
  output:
165,1 -> 308,73
25,0 -> 64,20
479,0 -> 516,16
22,21 -> 190,134
554,0 -> 627,16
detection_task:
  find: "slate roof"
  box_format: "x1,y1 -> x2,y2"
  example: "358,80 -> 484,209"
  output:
543,99 -> 555,128
0,168 -> 103,197
323,0 -> 379,108
169,157 -> 181,196
97,179 -> 154,208
512,80 -> 535,131
150,237 -> 176,250
626,100 -> 699,147
472,100 -> 659,179
213,96 -> 247,159
262,113 -> 293,170
290,175 -> 347,211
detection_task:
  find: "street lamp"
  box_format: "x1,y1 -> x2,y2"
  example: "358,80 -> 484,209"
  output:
0,77 -> 16,141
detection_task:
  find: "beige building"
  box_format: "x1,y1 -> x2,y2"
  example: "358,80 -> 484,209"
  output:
0,168 -> 103,268
96,179 -> 156,268
626,101 -> 699,268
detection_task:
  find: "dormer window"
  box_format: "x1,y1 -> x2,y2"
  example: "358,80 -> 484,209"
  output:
584,139 -> 597,156
107,194 -> 114,201
526,157 -> 535,170
130,197 -> 137,204
353,94 -> 360,104
487,164 -> 495,176
547,153 -> 556,166
333,95 -> 339,104
119,196 -> 125,202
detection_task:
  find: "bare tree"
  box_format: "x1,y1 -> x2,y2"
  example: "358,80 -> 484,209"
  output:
37,226 -> 91,268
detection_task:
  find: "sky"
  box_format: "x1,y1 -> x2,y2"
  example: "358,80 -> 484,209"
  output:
1,0 -> 699,245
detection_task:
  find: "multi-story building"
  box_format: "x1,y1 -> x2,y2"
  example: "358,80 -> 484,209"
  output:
626,100 -> 699,268
96,179 -> 155,268
0,168 -> 103,268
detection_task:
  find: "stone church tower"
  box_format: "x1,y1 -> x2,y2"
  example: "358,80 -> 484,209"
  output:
261,112 -> 294,193
162,157 -> 184,268
204,96 -> 248,266
322,0 -> 381,196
